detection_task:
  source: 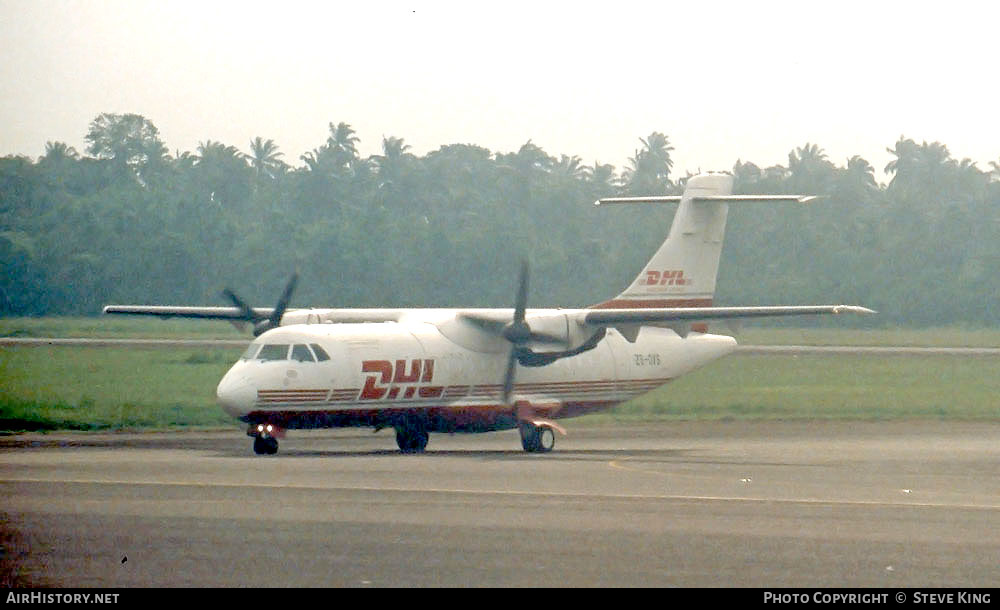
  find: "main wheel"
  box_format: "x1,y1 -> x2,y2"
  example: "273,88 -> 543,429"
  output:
537,426 -> 555,453
520,422 -> 540,452
253,435 -> 278,455
520,423 -> 555,453
395,422 -> 429,453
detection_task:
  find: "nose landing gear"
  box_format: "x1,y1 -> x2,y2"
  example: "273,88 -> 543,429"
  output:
249,423 -> 281,455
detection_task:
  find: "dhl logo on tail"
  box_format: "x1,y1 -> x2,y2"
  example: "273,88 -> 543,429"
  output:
642,269 -> 691,286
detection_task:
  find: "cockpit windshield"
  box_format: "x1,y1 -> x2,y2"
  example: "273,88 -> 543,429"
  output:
257,344 -> 290,361
291,344 -> 314,362
242,343 -> 326,362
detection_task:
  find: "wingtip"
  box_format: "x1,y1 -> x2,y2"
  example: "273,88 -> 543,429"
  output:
834,305 -> 877,315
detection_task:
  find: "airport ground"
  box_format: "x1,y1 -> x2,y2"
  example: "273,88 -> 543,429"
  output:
2,421 -> 998,588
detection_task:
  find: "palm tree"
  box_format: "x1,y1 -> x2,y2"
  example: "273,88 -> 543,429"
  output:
373,136 -> 413,191
246,137 -> 285,181
553,155 -> 586,180
194,140 -> 250,206
732,159 -> 762,192
640,132 -> 674,174
834,155 -> 879,204
41,141 -> 79,163
944,158 -> 987,198
584,161 -> 618,194
623,132 -> 674,195
989,158 -> 1000,183
788,143 -> 827,172
884,136 -> 919,194
787,143 -> 834,194
196,140 -> 245,166
908,141 -> 958,201
914,141 -> 953,178
846,155 -> 878,189
300,149 -> 325,173
509,140 -> 552,175
326,122 -> 360,166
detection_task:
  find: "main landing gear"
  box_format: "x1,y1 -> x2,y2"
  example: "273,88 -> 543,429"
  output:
395,418 -> 429,453
520,422 -> 555,453
250,423 -> 279,455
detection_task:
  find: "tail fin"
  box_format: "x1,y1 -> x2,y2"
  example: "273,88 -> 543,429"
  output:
592,173 -> 813,309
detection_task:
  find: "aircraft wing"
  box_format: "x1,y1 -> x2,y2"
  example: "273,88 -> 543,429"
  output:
102,305 -> 275,320
583,305 -> 875,325
103,305 -> 416,329
450,304 -> 874,355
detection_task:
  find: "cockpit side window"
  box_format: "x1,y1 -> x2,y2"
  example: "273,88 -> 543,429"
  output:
257,344 -> 290,361
241,344 -> 261,360
310,344 -> 331,362
291,344 -> 315,362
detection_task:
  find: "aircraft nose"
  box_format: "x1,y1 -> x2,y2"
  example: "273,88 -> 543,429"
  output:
217,370 -> 256,418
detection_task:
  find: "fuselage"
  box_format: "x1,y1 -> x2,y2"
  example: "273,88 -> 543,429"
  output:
216,314 -> 737,434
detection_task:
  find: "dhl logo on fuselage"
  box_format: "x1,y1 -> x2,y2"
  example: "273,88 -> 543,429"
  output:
360,359 -> 444,400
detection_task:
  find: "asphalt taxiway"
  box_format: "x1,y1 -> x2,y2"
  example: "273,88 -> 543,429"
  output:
2,421 -> 998,587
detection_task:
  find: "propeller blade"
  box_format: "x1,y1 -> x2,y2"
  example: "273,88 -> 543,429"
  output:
502,262 -> 530,404
269,272 -> 299,328
503,261 -> 532,344
222,288 -> 257,321
502,348 -> 518,404
513,260 -> 528,324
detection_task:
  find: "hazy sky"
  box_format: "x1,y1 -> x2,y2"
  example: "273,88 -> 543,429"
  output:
2,0 -> 997,182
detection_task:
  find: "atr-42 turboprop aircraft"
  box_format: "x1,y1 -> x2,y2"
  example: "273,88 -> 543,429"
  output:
105,173 -> 873,455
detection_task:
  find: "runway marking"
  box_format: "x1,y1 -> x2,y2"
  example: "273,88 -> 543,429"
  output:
609,456 -> 668,475
4,476 -> 1000,512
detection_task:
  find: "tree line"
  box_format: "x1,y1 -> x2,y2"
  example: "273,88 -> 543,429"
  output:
2,112 -> 999,327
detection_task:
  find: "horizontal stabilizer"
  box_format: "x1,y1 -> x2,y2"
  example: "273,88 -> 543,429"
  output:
585,305 -> 875,325
594,195 -> 816,206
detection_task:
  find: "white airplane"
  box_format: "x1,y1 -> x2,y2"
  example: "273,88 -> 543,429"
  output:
104,173 -> 873,455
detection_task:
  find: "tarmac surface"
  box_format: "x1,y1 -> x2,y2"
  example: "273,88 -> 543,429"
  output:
2,421 -> 999,588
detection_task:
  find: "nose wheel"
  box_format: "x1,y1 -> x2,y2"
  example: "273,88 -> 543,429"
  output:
249,423 -> 280,455
253,435 -> 279,455
520,422 -> 555,453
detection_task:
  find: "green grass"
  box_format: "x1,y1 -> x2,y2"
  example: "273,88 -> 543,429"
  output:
0,346 -> 238,431
2,320 -> 999,431
733,325 -> 1000,348
0,316 -> 244,340
2,344 -> 998,432
588,353 -> 1000,423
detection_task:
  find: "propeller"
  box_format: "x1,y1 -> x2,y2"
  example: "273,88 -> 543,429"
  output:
500,262 -> 562,403
222,272 -> 299,336
501,263 -> 529,403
